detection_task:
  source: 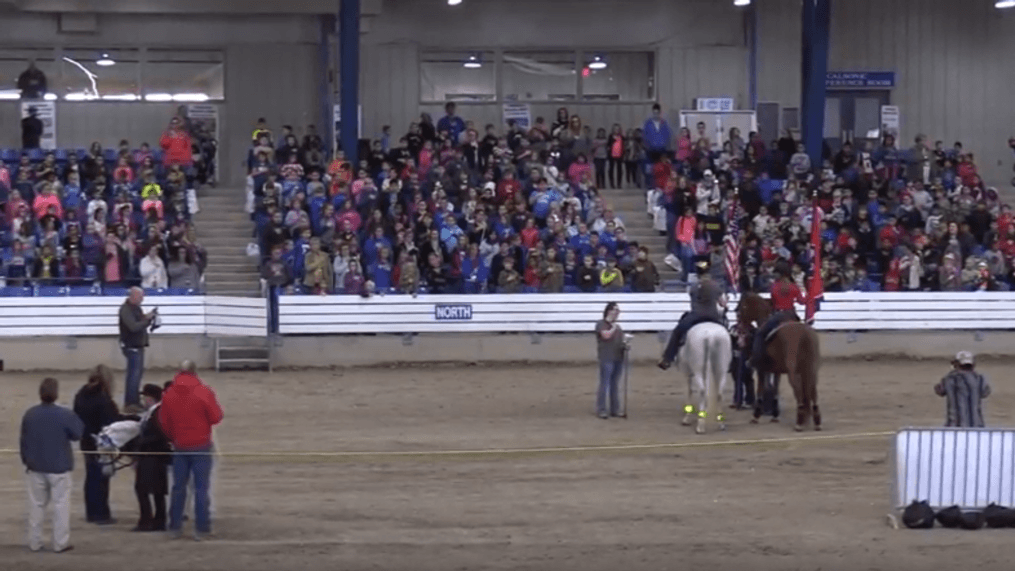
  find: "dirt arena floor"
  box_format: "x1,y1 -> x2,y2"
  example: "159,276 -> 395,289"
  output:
2,358 -> 1014,571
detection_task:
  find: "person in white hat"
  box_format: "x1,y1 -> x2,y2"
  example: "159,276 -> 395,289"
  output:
695,169 -> 720,215
934,351 -> 991,427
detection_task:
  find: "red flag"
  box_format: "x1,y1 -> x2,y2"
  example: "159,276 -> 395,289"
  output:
806,193 -> 823,324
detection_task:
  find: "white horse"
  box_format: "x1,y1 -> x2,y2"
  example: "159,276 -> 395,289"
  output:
676,322 -> 733,434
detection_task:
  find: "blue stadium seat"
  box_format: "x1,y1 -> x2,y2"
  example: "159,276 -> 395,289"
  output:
76,149 -> 88,160
68,285 -> 99,296
35,286 -> 68,297
54,149 -> 69,163
0,148 -> 17,164
84,265 -> 98,281
0,286 -> 34,297
102,286 -> 128,297
144,288 -> 170,296
563,286 -> 581,294
26,148 -> 44,162
151,150 -> 164,163
103,148 -> 118,164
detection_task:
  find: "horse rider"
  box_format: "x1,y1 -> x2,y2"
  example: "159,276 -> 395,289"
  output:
658,259 -> 727,370
750,261 -> 805,369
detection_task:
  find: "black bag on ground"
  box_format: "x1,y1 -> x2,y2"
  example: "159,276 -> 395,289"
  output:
983,504 -> 1015,528
936,505 -> 963,528
959,510 -> 985,530
902,500 -> 935,529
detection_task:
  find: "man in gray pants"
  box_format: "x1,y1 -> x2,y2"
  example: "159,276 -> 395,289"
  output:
20,378 -> 85,553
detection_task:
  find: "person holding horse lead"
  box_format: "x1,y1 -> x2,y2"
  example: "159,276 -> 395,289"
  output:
595,302 -> 629,419
658,259 -> 727,370
750,262 -> 805,369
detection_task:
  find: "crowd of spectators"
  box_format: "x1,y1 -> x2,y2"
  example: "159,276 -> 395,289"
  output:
650,119 -> 1014,293
0,113 -> 207,294
248,105 -> 662,296
248,100 -> 1012,296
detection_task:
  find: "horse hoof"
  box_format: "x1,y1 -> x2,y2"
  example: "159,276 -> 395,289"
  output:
749,418 -> 759,425
814,425 -> 822,432
681,415 -> 695,426
695,426 -> 707,435
718,424 -> 727,432
793,425 -> 803,432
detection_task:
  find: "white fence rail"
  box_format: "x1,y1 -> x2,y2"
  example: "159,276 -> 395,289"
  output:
0,296 -> 267,338
893,428 -> 1015,511
3,292 -> 1015,338
278,292 -> 1015,335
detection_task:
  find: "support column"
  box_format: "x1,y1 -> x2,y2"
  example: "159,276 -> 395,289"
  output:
319,15 -> 335,158
747,3 -> 758,109
339,0 -> 360,165
800,0 -> 831,172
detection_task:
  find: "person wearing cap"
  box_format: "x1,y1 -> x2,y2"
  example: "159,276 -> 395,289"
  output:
132,384 -> 171,532
658,259 -> 726,369
934,351 -> 991,428
160,361 -> 223,540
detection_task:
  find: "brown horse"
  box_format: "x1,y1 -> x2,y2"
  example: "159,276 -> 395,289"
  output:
736,292 -> 822,431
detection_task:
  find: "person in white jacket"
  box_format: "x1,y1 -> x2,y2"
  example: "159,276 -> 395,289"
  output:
695,170 -> 721,215
139,248 -> 168,289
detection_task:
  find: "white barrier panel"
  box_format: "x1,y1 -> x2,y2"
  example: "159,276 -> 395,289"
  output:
204,296 -> 269,337
0,296 -> 267,338
893,428 -> 1015,511
278,291 -> 1015,335
278,293 -> 716,335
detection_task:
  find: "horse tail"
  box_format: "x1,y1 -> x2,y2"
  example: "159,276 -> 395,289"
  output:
801,326 -> 821,404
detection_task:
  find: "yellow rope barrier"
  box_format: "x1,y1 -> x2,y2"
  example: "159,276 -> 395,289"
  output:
0,430 -> 895,460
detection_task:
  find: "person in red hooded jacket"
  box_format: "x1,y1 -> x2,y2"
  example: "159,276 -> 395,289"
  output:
160,361 -> 222,540
159,116 -> 193,170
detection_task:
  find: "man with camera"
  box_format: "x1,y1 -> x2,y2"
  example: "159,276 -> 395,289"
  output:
119,287 -> 159,408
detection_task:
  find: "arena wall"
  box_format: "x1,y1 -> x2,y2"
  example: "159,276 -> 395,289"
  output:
3,330 -> 1013,372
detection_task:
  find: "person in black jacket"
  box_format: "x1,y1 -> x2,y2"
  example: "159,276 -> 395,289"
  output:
73,365 -> 121,525
133,384 -> 171,532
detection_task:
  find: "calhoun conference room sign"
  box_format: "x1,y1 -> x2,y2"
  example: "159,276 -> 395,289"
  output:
826,71 -> 896,90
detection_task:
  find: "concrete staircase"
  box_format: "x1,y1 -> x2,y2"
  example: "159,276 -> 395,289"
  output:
193,187 -> 261,296
597,185 -> 683,289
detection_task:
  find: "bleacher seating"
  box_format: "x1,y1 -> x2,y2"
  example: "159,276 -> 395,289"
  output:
1,142 -> 207,297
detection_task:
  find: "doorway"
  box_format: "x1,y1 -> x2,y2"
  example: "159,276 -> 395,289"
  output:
823,90 -> 890,153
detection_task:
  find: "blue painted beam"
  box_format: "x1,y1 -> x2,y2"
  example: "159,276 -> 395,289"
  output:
801,0 -> 831,172
319,14 -> 335,158
339,0 -> 360,166
747,3 -> 758,109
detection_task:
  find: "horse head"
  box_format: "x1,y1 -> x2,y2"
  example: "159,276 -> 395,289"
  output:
736,291 -> 771,328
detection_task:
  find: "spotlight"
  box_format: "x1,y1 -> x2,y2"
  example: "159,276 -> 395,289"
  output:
588,55 -> 607,70
997,0 -> 1015,8
448,0 -> 462,5
734,0 -> 751,6
463,54 -> 481,69
96,53 -> 115,66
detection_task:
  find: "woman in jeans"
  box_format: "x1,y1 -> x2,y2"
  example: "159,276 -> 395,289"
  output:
73,365 -> 123,525
594,302 -> 629,419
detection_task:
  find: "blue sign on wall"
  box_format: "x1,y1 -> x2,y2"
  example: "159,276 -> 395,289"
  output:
434,304 -> 473,321
826,72 -> 896,90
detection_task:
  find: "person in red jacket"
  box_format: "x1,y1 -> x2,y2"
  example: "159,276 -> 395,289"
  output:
160,361 -> 222,540
751,262 -> 806,369
159,116 -> 193,170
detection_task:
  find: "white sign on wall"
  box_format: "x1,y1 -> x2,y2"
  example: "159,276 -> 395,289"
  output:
880,105 -> 900,140
21,101 -> 56,150
333,103 -> 363,149
502,103 -> 532,130
695,98 -> 735,112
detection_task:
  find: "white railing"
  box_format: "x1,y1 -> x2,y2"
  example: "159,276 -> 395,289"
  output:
0,296 -> 267,338
3,291 -> 1014,338
277,291 -> 1015,335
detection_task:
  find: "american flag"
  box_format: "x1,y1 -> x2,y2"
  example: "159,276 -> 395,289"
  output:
723,191 -> 742,293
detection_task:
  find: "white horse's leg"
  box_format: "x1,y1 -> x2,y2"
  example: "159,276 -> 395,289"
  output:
712,332 -> 732,432
694,338 -> 709,435
679,345 -> 696,425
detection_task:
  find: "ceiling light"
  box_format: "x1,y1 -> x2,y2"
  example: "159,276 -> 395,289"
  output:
145,93 -> 174,102
588,55 -> 607,70
102,94 -> 138,101
447,0 -> 462,5
0,90 -> 20,100
734,0 -> 751,5
172,93 -> 210,102
96,53 -> 115,66
463,54 -> 482,69
65,92 -> 98,101
44,93 -> 57,101
997,0 -> 1015,7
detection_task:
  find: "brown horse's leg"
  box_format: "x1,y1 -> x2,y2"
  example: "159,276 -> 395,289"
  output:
808,365 -> 821,430
751,371 -> 765,423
